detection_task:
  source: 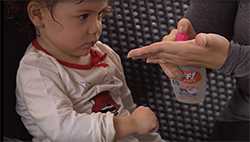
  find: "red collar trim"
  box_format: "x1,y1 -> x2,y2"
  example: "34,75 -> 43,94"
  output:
32,39 -> 108,70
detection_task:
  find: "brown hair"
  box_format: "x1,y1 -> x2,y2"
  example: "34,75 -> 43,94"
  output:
28,0 -> 112,18
5,0 -> 111,33
28,0 -> 87,18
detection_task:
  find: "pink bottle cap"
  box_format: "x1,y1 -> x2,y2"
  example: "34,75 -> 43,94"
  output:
175,32 -> 189,41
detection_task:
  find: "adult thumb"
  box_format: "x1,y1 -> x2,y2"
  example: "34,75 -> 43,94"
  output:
195,33 -> 208,47
195,33 -> 229,49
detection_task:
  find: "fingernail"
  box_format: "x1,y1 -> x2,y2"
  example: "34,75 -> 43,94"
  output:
195,33 -> 207,47
127,53 -> 136,59
178,26 -> 184,33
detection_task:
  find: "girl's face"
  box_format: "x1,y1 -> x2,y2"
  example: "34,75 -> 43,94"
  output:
39,0 -> 109,60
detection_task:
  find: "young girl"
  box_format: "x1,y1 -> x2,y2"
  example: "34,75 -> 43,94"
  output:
15,0 -> 163,141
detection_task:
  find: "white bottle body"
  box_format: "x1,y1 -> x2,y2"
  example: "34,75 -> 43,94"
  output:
171,66 -> 207,104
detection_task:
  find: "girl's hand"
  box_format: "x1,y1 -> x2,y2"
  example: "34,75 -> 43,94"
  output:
114,106 -> 159,140
130,106 -> 159,135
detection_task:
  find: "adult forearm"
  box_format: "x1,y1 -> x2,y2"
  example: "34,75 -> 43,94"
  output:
218,42 -> 250,77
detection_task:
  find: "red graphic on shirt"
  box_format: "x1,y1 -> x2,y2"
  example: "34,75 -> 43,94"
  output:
92,91 -> 120,115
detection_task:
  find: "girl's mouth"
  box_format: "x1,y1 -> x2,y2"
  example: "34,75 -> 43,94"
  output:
81,41 -> 96,49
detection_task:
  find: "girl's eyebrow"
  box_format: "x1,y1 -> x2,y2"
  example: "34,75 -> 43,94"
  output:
76,5 -> 111,13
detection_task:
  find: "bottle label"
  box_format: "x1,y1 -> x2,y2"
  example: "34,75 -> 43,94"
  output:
172,67 -> 204,96
180,67 -> 202,84
172,79 -> 199,96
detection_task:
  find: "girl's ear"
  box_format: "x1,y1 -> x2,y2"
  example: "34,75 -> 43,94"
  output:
27,1 -> 45,27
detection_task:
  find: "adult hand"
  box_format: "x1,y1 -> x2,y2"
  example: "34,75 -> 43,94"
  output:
127,18 -> 230,70
128,18 -> 196,79
158,18 -> 196,78
158,29 -> 181,79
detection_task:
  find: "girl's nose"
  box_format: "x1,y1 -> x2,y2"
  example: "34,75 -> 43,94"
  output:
87,16 -> 102,35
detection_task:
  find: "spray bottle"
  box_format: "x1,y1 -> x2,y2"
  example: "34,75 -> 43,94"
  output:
171,32 -> 207,104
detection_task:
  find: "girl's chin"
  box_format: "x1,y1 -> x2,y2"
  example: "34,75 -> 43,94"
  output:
79,48 -> 91,56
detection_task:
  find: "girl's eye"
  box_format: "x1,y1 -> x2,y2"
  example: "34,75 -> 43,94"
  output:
79,14 -> 89,22
98,7 -> 112,19
98,12 -> 104,19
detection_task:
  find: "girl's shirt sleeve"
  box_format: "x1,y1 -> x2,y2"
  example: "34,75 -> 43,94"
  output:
98,42 -> 164,142
97,42 -> 137,113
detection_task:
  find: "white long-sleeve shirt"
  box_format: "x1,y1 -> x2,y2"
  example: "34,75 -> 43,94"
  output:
16,40 -> 162,142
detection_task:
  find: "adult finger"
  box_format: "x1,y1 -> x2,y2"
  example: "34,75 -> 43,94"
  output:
162,29 -> 178,41
177,18 -> 196,39
127,41 -> 169,59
